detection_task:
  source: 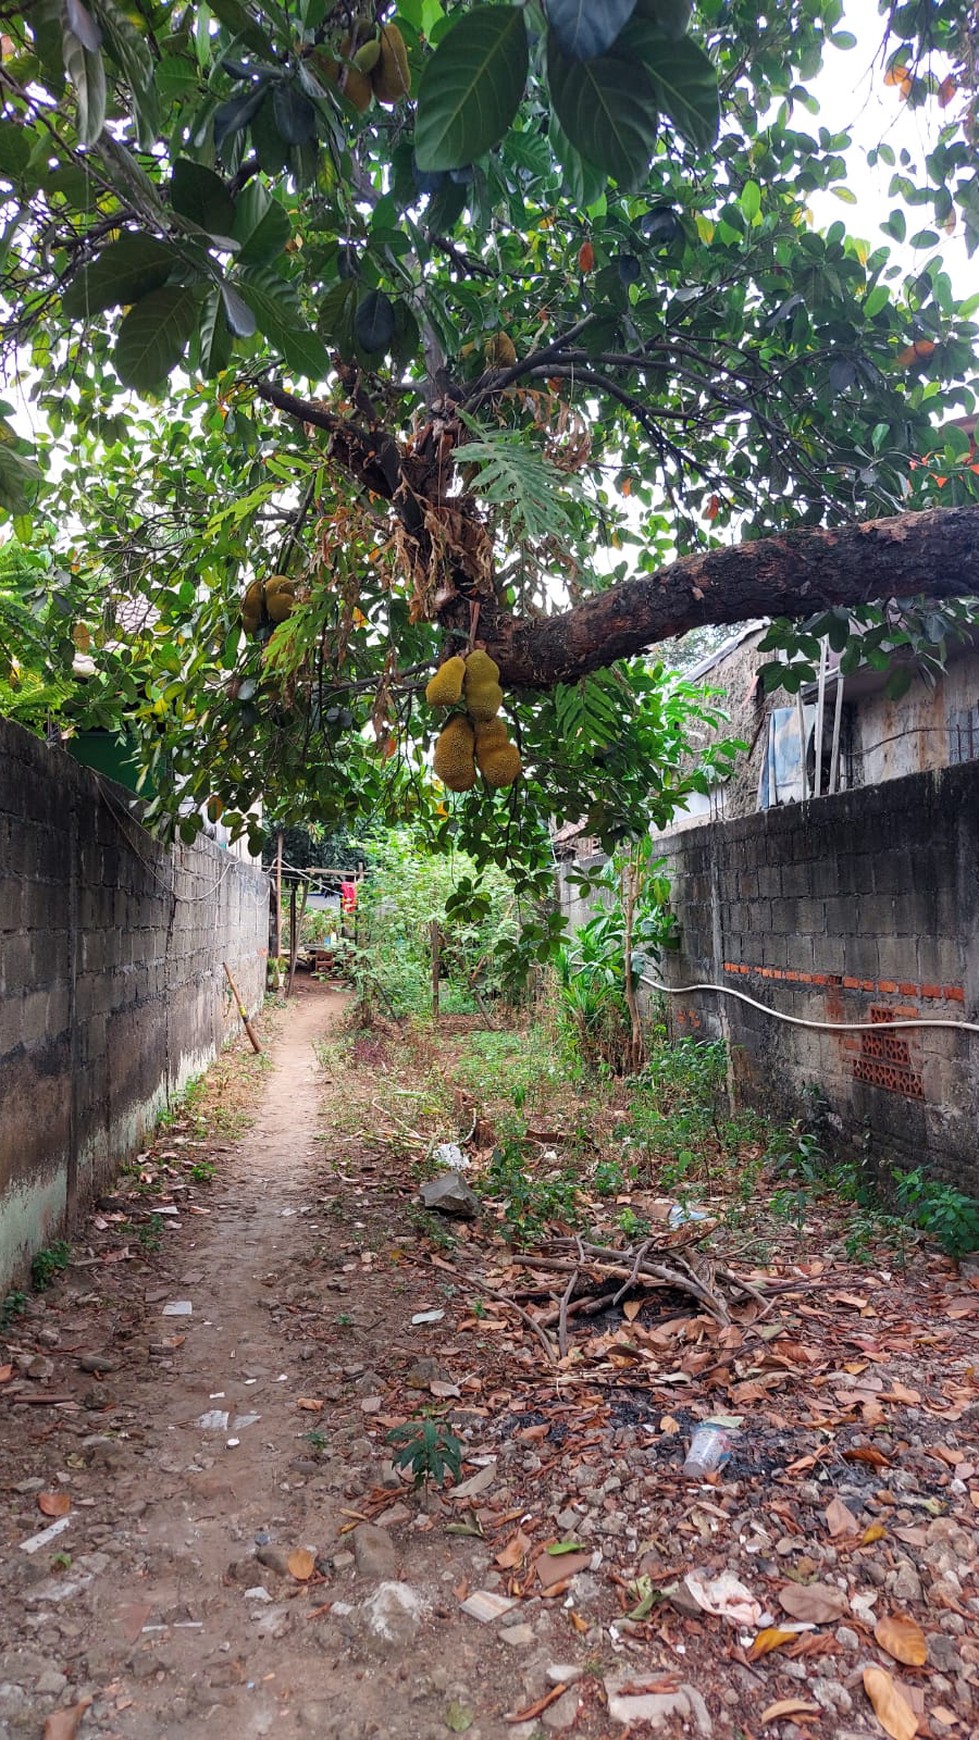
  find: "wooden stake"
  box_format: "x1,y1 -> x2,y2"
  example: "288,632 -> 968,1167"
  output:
430,918 -> 441,1020
223,962 -> 262,1053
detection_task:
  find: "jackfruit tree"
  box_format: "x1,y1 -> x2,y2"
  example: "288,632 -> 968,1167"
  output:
2,0 -> 979,897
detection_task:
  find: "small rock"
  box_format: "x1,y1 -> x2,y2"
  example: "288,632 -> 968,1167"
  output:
419,1173 -> 478,1219
362,1581 -> 428,1647
353,1523 -> 398,1581
889,1558 -> 923,1604
499,1625 -> 535,1647
546,1665 -> 583,1685
255,1546 -> 292,1577
331,1551 -> 355,1572
542,1689 -> 579,1731
835,1626 -> 860,1652
25,1356 -> 55,1382
604,1675 -> 712,1737
405,1359 -> 448,1390
78,1353 -> 120,1374
929,1634 -> 962,1673
34,1669 -> 68,1696
812,1680 -> 852,1715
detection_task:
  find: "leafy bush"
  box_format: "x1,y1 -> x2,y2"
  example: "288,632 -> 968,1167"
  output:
354,829 -> 521,1018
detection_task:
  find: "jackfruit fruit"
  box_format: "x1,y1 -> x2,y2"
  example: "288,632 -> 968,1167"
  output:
477,739 -> 522,788
474,717 -> 508,751
484,331 -> 517,368
372,23 -> 410,103
463,649 -> 503,722
433,714 -> 476,792
342,64 -> 373,111
354,36 -> 381,73
425,655 -> 466,708
242,578 -> 265,635
264,575 -> 296,624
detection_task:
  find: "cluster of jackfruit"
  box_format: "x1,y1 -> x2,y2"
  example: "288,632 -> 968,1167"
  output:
427,650 -> 522,792
313,23 -> 409,113
241,574 -> 296,636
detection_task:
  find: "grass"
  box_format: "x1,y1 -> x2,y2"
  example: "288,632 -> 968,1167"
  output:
324,992 -> 979,1267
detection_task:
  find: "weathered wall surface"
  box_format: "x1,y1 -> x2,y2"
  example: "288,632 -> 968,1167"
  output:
655,763 -> 979,1193
0,718 -> 268,1292
558,762 -> 979,1193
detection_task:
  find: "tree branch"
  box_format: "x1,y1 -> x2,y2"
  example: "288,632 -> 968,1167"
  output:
479,506 -> 979,688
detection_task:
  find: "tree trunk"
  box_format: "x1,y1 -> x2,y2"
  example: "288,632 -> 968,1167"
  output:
480,506 -> 979,689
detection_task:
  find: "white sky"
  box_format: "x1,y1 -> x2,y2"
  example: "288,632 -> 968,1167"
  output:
808,0 -> 972,291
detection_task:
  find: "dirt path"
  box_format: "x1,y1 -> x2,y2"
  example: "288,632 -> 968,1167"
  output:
2,987 -> 978,1740
0,987 -> 573,1740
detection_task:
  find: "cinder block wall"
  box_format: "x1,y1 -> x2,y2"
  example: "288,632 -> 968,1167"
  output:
0,718 -> 269,1292
652,763 -> 979,1193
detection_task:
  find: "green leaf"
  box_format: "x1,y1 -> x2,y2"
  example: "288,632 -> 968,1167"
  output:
62,235 -> 179,320
113,287 -> 201,389
97,0 -> 158,145
0,444 -> 43,517
548,111 -> 607,206
272,81 -> 316,145
196,288 -> 233,378
624,23 -> 719,149
171,159 -> 236,241
220,282 -> 257,338
547,32 -> 658,188
354,289 -> 396,354
237,269 -> 330,379
0,122 -> 32,180
414,5 -> 529,173
232,183 -> 292,265
62,30 -> 106,146
547,0 -> 638,62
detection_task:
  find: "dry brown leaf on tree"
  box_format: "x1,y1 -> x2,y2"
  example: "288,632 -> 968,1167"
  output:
43,1697 -> 93,1740
863,1666 -> 919,1740
874,1613 -> 929,1667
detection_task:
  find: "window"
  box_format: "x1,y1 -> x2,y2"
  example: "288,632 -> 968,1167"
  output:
948,703 -> 979,765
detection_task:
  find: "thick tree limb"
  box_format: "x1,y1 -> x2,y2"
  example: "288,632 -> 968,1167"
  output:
480,506 -> 979,688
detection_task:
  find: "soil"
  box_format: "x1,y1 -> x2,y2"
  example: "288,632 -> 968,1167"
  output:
1,980 -> 977,1740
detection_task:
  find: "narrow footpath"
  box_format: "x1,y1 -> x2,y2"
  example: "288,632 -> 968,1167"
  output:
1,985 -> 516,1740
1,984 -> 977,1740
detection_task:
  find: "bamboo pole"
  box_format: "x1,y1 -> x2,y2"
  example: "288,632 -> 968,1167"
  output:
223,962 -> 262,1053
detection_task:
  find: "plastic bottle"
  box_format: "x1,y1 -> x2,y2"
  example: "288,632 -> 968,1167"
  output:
681,1423 -> 733,1478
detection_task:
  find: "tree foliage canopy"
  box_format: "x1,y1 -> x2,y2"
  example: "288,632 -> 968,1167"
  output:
2,0 -> 979,892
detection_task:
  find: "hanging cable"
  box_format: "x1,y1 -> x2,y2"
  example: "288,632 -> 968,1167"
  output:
638,974 -> 979,1036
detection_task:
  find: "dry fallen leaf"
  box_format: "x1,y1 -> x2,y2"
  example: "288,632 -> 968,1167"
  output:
825,1496 -> 859,1537
38,1492 -> 71,1518
748,1626 -> 804,1660
760,1698 -> 820,1722
622,1300 -> 642,1322
295,1397 -> 324,1412
874,1613 -> 928,1667
861,1521 -> 887,1545
0,1363 -> 13,1383
863,1666 -> 919,1740
495,1529 -> 531,1570
778,1582 -> 849,1623
43,1697 -> 93,1740
287,1548 -> 316,1581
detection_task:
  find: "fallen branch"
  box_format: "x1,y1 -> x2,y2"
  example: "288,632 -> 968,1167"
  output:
470,1280 -> 558,1363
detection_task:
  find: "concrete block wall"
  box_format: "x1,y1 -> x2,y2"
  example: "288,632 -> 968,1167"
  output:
0,717 -> 269,1293
653,762 -> 979,1194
